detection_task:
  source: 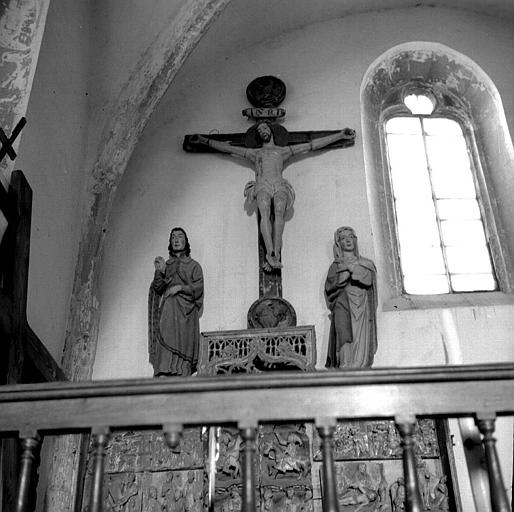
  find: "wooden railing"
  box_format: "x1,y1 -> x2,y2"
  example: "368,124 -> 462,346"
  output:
1,363 -> 513,512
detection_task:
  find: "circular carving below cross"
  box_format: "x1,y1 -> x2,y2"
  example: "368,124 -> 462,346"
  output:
247,297 -> 297,329
246,75 -> 286,108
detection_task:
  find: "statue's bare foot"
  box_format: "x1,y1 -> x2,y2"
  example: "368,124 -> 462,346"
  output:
264,252 -> 283,270
262,257 -> 273,273
265,253 -> 276,270
270,253 -> 283,269
262,261 -> 272,272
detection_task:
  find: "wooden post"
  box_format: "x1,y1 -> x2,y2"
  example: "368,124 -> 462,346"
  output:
88,427 -> 110,512
395,415 -> 423,512
6,171 -> 32,385
475,413 -> 510,512
15,430 -> 40,512
315,417 -> 339,512
239,422 -> 257,512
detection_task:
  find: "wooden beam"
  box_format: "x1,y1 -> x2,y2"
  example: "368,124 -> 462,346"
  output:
0,178 -> 13,220
183,129 -> 355,153
24,326 -> 66,382
6,171 -> 32,385
0,364 -> 513,433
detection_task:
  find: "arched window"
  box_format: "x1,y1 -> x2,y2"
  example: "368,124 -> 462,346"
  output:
361,43 -> 514,306
383,83 -> 497,294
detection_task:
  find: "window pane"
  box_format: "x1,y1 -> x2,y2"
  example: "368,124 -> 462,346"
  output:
423,117 -> 463,136
385,117 -> 422,135
426,136 -> 476,198
431,169 -> 477,198
440,220 -> 488,246
450,273 -> 497,292
437,199 -> 481,220
445,245 -> 494,274
385,114 -> 497,296
404,274 -> 449,295
425,134 -> 469,172
399,245 -> 446,275
386,135 -> 431,199
395,198 -> 440,247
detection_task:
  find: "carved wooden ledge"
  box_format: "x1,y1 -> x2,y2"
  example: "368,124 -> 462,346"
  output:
197,325 -> 317,375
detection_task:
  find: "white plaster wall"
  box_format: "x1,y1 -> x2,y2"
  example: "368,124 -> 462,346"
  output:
95,6 -> 514,378
14,0 -> 91,360
94,7 -> 514,506
85,0 -> 193,174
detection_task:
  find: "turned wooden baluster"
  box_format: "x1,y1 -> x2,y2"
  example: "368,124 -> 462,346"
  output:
16,430 -> 40,512
475,413 -> 510,512
88,427 -> 110,512
315,417 -> 339,512
395,415 -> 423,512
239,422 -> 258,512
163,422 -> 183,450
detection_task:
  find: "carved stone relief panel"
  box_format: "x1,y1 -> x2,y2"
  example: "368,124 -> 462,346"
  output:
216,427 -> 244,486
99,470 -> 204,512
213,484 -> 244,512
311,459 -> 448,512
103,429 -> 205,473
212,423 -> 314,512
81,429 -> 206,512
259,424 -> 311,487
312,419 -> 438,461
259,485 -> 313,512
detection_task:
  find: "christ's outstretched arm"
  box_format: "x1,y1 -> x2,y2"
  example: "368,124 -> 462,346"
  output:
288,128 -> 355,157
194,134 -> 249,159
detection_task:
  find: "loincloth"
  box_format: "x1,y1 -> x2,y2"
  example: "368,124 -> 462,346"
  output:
244,177 -> 295,210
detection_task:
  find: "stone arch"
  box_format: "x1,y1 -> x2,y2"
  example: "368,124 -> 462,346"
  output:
61,0 -> 231,382
360,42 -> 514,306
47,2 -> 231,509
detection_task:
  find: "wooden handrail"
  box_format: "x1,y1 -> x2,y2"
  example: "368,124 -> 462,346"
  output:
0,363 -> 513,434
3,363 -> 513,512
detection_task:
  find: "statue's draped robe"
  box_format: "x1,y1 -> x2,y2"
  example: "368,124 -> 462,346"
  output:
149,255 -> 203,376
325,257 -> 377,368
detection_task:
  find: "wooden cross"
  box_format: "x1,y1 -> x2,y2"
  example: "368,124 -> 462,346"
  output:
184,127 -> 355,300
183,77 -> 355,327
0,117 -> 27,163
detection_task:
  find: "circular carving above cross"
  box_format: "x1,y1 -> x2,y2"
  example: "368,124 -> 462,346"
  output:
247,297 -> 297,329
246,76 -> 286,108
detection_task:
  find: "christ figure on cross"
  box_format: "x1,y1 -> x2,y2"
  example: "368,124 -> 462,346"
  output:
194,122 -> 355,270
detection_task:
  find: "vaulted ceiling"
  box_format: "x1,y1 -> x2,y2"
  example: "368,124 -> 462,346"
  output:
186,0 -> 514,69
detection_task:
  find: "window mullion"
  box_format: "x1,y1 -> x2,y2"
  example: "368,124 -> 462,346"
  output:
420,116 -> 452,293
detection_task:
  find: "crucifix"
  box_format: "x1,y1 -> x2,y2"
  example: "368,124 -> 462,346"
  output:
184,76 -> 355,327
0,117 -> 27,163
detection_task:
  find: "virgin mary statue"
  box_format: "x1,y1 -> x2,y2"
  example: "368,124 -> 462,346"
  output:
325,226 -> 377,369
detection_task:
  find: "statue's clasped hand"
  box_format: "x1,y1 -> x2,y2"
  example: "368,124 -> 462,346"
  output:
170,285 -> 182,296
336,262 -> 355,273
164,285 -> 182,298
154,256 -> 166,272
